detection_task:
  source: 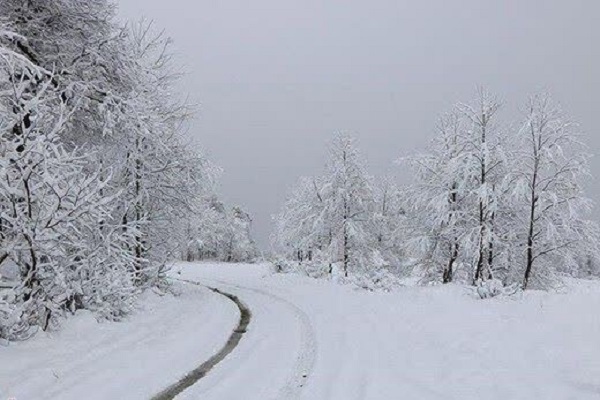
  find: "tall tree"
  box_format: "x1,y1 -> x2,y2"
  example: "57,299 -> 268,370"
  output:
513,94 -> 599,289
456,88 -> 505,284
0,45 -> 135,338
372,177 -> 406,267
273,176 -> 328,263
275,134 -> 378,277
321,134 -> 375,277
406,111 -> 471,283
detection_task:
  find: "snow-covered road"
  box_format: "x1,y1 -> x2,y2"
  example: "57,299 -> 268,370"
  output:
152,284 -> 252,400
171,266 -> 317,400
174,262 -> 600,400
0,281 -> 239,400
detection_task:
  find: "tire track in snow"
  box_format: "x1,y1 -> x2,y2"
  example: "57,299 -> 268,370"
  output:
205,279 -> 318,400
151,280 -> 251,400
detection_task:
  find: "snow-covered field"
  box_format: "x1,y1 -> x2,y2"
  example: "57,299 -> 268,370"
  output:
3,262 -> 600,400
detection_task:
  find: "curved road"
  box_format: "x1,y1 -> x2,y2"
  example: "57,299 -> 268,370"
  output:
156,263 -> 600,400
152,283 -> 252,400
159,270 -> 317,400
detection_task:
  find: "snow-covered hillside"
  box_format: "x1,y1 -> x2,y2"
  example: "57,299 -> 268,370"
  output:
4,262 -> 598,400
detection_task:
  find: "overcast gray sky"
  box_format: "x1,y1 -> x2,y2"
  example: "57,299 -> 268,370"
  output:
117,0 -> 599,248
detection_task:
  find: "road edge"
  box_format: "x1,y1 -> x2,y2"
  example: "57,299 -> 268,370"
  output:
151,280 -> 251,400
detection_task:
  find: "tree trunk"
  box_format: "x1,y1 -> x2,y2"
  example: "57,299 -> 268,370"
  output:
444,241 -> 458,284
133,137 -> 144,282
523,194 -> 537,290
22,235 -> 38,301
474,118 -> 488,285
474,224 -> 486,284
523,128 -> 541,290
343,197 -> 349,278
444,183 -> 458,284
487,211 -> 495,280
343,230 -> 349,278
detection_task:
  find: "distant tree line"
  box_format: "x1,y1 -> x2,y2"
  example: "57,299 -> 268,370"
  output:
274,89 -> 600,291
183,196 -> 259,264
273,135 -> 405,287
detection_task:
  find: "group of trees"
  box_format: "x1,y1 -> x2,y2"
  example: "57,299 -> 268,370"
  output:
275,89 -> 599,291
0,0 -> 241,341
183,196 -> 258,263
273,134 -> 405,280
408,89 -> 598,290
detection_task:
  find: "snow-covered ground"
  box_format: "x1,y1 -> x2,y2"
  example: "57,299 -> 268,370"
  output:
0,282 -> 238,400
174,263 -> 600,400
2,262 -> 600,400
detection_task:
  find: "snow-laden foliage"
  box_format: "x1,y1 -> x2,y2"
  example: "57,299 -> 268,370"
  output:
321,134 -> 376,277
509,94 -> 600,289
453,89 -> 509,284
0,46 -> 135,339
403,111 -> 472,284
372,178 -> 407,267
274,91 -> 598,292
273,176 -> 328,263
0,1 -> 219,340
274,134 -> 404,284
405,89 -> 599,290
182,196 -> 259,263
405,90 -> 514,286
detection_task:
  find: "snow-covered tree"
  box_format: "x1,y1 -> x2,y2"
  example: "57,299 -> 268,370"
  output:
0,1 -> 220,339
274,134 -> 385,278
372,177 -> 406,268
0,43 -> 135,339
187,196 -> 229,261
320,134 -> 376,276
511,94 -> 599,289
455,88 -> 506,284
183,196 -> 259,264
0,0 -> 120,148
405,111 -> 472,283
225,206 -> 259,263
407,89 -> 598,290
273,176 -> 328,263
83,22 -> 205,286
1,1 -> 212,287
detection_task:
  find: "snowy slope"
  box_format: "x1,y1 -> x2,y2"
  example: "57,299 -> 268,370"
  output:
0,283 -> 238,400
175,263 -> 600,400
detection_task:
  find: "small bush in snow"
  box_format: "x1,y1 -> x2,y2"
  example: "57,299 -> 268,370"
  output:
475,279 -> 520,299
339,268 -> 402,292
